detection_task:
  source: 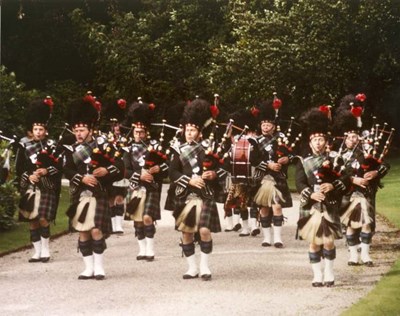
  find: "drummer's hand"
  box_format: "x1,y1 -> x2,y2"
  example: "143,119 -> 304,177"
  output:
189,177 -> 205,189
82,175 -> 98,187
277,156 -> 289,165
268,162 -> 282,172
202,170 -> 216,180
93,167 -> 108,177
311,192 -> 325,202
320,183 -> 334,193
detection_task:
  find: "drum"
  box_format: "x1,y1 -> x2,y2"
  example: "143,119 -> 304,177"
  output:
231,137 -> 252,183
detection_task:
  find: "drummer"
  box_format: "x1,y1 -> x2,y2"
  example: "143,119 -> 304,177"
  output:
223,108 -> 261,236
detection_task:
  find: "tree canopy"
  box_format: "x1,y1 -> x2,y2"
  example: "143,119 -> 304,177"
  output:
1,0 -> 399,138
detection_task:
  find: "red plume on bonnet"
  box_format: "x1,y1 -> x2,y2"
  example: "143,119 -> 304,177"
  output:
350,102 -> 363,127
117,99 -> 127,109
355,93 -> 367,102
210,93 -> 220,119
43,96 -> 54,112
272,92 -> 282,110
250,105 -> 260,117
319,104 -> 332,121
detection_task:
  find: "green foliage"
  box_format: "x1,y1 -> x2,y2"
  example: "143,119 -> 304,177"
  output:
0,141 -> 19,231
0,66 -> 40,137
0,182 -> 19,231
70,0 -> 230,106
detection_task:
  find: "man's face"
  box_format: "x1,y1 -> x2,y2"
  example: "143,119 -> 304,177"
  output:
309,136 -> 327,154
185,125 -> 200,143
345,132 -> 359,149
74,126 -> 91,143
32,125 -> 46,141
133,127 -> 146,142
261,121 -> 275,135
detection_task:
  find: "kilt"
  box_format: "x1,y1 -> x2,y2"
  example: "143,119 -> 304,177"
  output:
19,183 -> 58,222
254,173 -> 292,208
174,193 -> 221,233
340,191 -> 373,230
126,187 -> 161,221
297,202 -> 342,245
70,187 -> 111,237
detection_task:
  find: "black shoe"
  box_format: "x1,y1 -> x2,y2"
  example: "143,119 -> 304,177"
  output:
115,231 -> 124,235
28,258 -> 42,263
274,242 -> 283,248
239,232 -> 250,237
325,281 -> 335,287
201,274 -> 212,281
78,275 -> 94,280
145,256 -> 155,262
95,274 -> 105,280
224,227 -> 234,232
261,242 -> 271,247
362,261 -> 374,267
41,257 -> 50,263
348,261 -> 359,266
312,282 -> 323,287
232,223 -> 241,232
251,228 -> 261,236
183,274 -> 199,280
136,255 -> 146,261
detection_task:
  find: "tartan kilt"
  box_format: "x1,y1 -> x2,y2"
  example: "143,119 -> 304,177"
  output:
19,185 -> 58,222
275,176 -> 292,208
71,188 -> 111,237
297,203 -> 342,244
174,194 -> 221,233
126,187 -> 161,221
37,188 -> 58,222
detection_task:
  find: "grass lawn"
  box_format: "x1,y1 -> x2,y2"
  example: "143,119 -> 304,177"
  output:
0,187 -> 70,255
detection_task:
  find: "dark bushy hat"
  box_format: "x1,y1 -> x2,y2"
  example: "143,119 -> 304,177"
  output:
229,107 -> 259,132
299,107 -> 331,140
103,99 -> 127,123
67,95 -> 99,129
26,96 -> 54,130
332,110 -> 359,136
258,93 -> 283,124
125,98 -> 155,129
181,98 -> 214,130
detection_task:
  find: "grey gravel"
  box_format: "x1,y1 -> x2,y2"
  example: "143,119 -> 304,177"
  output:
0,185 -> 398,316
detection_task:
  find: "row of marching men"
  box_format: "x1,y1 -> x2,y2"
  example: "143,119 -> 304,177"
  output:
7,91 -> 394,285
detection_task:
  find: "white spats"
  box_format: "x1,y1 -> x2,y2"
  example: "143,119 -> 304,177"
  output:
183,254 -> 199,279
199,252 -> 211,280
40,237 -> 50,261
261,227 -> 271,246
78,255 -> 94,280
93,253 -> 105,280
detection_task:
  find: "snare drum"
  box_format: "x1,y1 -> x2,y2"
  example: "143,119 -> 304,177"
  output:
231,137 -> 252,183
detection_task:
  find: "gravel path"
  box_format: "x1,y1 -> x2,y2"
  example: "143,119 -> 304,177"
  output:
1,185 -> 399,316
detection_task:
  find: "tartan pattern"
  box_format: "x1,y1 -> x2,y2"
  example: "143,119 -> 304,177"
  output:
126,187 -> 161,221
25,140 -> 45,159
71,187 -> 111,236
302,154 -> 326,183
174,194 -> 221,233
179,142 -> 203,173
72,141 -> 96,166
